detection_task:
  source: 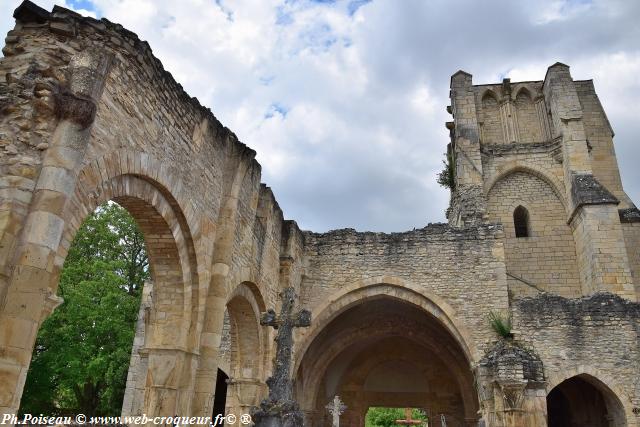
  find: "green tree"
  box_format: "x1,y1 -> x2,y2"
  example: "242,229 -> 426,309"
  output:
20,203 -> 149,416
365,407 -> 428,427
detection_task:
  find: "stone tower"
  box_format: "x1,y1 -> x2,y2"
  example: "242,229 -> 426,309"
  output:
447,64 -> 638,302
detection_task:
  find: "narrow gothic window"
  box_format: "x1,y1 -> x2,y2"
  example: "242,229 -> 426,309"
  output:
514,206 -> 530,238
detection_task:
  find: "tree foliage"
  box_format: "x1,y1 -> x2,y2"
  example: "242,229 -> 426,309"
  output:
20,203 -> 149,416
365,407 -> 428,427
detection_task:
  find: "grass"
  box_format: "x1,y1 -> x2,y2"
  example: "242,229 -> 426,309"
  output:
488,310 -> 513,338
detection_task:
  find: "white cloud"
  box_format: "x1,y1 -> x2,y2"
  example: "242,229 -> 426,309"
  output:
532,0 -> 593,25
1,0 -> 639,231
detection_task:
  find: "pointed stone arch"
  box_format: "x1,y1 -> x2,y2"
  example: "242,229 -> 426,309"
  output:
296,276 -> 478,366
546,366 -> 635,427
514,86 -> 543,142
62,150 -> 204,348
485,163 -> 567,212
294,277 -> 480,426
480,89 -> 503,144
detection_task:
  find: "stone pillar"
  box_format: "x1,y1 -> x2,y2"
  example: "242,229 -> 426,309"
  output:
570,202 -> 635,299
122,282 -> 154,417
191,268 -> 227,418
0,48 -> 113,417
192,150 -> 255,417
543,63 -> 635,301
144,348 -> 197,417
224,378 -> 266,425
448,70 -> 486,226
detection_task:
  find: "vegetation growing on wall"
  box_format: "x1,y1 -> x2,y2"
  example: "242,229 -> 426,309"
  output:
436,149 -> 456,191
488,310 -> 513,338
19,203 -> 148,416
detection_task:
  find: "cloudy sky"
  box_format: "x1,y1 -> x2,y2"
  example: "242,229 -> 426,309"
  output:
2,0 -> 639,232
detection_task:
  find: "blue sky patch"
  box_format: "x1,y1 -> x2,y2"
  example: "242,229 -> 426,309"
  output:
265,102 -> 289,119
348,0 -> 371,16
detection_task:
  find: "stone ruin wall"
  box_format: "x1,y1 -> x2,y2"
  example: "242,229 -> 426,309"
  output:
1,2 -> 640,425
0,2 -> 287,309
513,293 -> 640,424
296,224 -> 509,362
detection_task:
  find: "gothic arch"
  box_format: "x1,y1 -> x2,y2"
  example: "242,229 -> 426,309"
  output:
514,86 -> 543,142
295,276 -> 479,370
485,164 -> 567,212
480,88 -> 500,103
294,278 -> 480,426
217,282 -> 268,419
480,90 -> 504,144
296,310 -> 478,422
513,85 -> 534,101
546,367 -> 634,427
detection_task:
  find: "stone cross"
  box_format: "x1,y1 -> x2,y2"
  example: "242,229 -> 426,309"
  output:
395,408 -> 423,426
325,395 -> 347,427
252,287 -> 311,427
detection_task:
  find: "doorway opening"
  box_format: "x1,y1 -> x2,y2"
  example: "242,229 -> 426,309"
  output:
547,375 -> 626,427
212,369 -> 229,419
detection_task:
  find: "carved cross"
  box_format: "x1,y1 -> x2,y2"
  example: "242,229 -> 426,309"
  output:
260,287 -> 311,403
325,395 -> 347,427
395,408 -> 423,426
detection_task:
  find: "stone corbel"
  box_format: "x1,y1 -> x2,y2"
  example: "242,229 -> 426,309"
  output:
39,290 -> 63,324
52,85 -> 97,128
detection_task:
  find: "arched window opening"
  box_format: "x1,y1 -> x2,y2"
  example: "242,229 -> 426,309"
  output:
514,206 -> 530,238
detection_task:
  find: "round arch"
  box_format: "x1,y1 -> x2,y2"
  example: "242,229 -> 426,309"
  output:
55,151 -> 202,351
218,282 -> 269,419
546,366 -> 636,427
224,282 -> 267,381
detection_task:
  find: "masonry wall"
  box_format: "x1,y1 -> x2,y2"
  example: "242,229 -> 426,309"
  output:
298,224 -> 509,360
513,293 -> 640,424
575,80 -> 631,207
0,3 -> 286,416
473,82 -> 550,147
17,3 -> 283,305
515,90 -> 543,143
621,221 -> 640,301
486,171 -> 581,297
